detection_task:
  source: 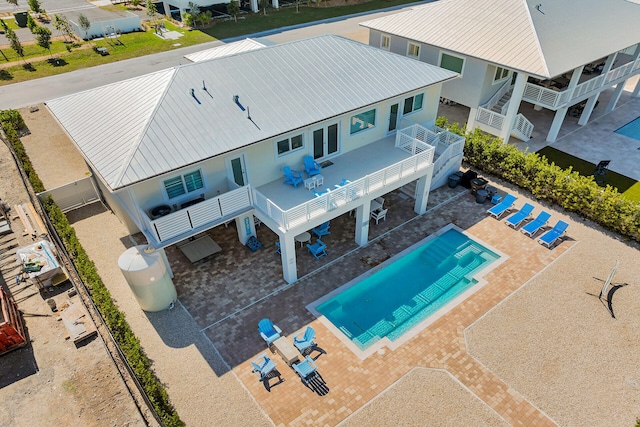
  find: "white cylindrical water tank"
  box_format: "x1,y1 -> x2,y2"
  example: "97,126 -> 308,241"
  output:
118,245 -> 177,312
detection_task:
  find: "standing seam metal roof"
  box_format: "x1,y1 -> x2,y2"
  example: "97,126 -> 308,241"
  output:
46,35 -> 457,191
360,0 -> 640,79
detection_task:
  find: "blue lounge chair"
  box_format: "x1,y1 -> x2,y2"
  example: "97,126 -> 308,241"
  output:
304,156 -> 322,177
505,203 -> 535,228
293,327 -> 317,355
258,318 -> 282,346
487,194 -> 517,219
283,166 -> 303,188
521,211 -> 551,237
307,239 -> 327,259
538,220 -> 569,248
312,221 -> 330,238
251,353 -> 279,381
334,178 -> 351,188
292,356 -> 320,386
275,241 -> 281,254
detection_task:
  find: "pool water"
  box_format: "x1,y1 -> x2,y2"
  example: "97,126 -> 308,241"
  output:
615,116 -> 640,141
316,228 -> 500,351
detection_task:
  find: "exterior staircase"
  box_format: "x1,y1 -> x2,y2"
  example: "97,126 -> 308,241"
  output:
491,89 -> 513,114
477,85 -> 534,141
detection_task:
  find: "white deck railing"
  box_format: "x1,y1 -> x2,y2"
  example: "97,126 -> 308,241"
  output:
431,126 -> 465,180
476,107 -> 505,130
523,59 -> 640,109
254,125 -> 437,231
481,80 -> 511,111
513,113 -> 534,139
141,186 -> 252,244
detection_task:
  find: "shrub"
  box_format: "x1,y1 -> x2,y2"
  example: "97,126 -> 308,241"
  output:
437,117 -> 640,242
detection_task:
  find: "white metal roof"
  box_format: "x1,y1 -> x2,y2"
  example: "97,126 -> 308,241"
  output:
361,0 -> 640,79
184,38 -> 267,63
47,35 -> 457,191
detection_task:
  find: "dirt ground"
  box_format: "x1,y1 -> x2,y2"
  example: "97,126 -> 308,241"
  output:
0,108 -> 146,427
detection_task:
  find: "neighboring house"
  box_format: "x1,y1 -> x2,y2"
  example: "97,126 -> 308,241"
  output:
46,35 -> 464,283
361,0 -> 640,143
184,38 -> 269,63
66,10 -> 141,40
160,0 -> 275,19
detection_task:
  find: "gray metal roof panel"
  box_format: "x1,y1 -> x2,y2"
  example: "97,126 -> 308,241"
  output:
361,0 -> 640,79
184,38 -> 267,62
49,35 -> 457,190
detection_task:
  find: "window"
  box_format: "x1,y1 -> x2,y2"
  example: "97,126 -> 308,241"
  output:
408,42 -> 420,58
494,66 -> 509,82
276,134 -> 304,156
350,109 -> 376,135
163,170 -> 204,199
381,35 -> 390,50
403,93 -> 424,115
440,53 -> 464,74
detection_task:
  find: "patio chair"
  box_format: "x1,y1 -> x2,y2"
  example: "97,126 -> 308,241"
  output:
307,239 -> 327,259
538,220 -> 569,248
521,211 -> 552,238
487,194 -> 517,219
505,203 -> 534,228
258,318 -> 282,346
334,178 -> 351,188
283,166 -> 303,188
251,353 -> 279,381
312,221 -> 330,238
292,356 -> 320,386
303,156 -> 322,177
293,327 -> 317,356
370,208 -> 388,224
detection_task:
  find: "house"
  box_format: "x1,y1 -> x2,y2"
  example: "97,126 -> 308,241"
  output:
66,9 -> 142,40
159,0 -> 275,19
361,0 -> 640,143
45,35 -> 464,283
184,38 -> 269,63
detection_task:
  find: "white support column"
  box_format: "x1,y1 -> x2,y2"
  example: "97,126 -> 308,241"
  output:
272,0 -> 279,8
279,234 -> 297,284
498,72 -> 528,144
414,170 -> 433,215
162,1 -> 170,17
354,202 -> 370,246
605,83 -> 625,114
235,213 -> 256,245
546,66 -> 583,141
546,107 -> 568,143
601,52 -> 618,77
250,0 -> 258,12
466,107 -> 477,132
632,79 -> 640,98
577,94 -> 600,126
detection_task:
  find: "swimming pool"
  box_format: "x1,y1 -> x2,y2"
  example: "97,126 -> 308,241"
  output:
312,226 -> 502,354
615,116 -> 640,141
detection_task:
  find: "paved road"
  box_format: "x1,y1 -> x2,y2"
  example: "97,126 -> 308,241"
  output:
0,4 -> 421,109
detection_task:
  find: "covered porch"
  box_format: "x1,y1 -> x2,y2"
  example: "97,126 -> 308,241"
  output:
472,47 -> 640,143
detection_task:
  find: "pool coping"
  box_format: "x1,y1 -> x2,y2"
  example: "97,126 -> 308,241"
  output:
306,223 -> 509,360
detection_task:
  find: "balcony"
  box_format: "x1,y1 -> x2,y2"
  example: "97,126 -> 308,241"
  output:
139,186 -> 254,247
522,59 -> 640,110
253,124 -> 459,232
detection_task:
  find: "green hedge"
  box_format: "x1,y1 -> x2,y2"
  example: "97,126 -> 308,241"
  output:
0,110 -> 184,427
436,117 -> 640,242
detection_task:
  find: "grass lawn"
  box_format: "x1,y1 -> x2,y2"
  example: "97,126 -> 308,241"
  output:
0,21 -> 214,85
537,146 -> 640,202
201,0 -> 412,40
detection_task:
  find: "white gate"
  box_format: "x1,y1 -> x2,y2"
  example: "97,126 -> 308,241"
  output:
37,175 -> 100,213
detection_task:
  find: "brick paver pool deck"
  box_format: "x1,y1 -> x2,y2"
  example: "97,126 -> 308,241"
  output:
165,184 -> 572,426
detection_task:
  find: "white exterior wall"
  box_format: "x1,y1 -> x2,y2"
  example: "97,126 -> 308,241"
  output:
111,87 -> 440,224
71,15 -> 141,40
369,31 -> 490,110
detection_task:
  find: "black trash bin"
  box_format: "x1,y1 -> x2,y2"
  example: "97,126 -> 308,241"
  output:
448,174 -> 461,188
476,189 -> 489,204
460,170 -> 478,189
14,12 -> 28,28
